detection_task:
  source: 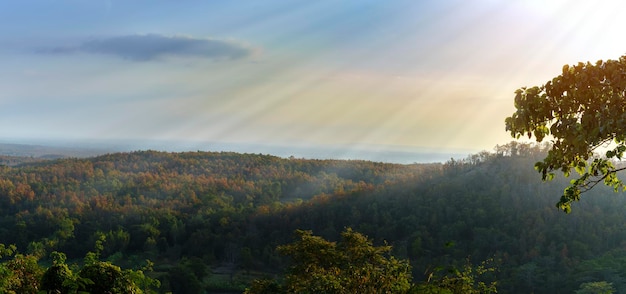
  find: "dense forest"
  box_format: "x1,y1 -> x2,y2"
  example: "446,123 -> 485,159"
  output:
1,142 -> 626,293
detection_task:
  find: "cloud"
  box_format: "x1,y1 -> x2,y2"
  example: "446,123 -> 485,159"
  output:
41,34 -> 254,61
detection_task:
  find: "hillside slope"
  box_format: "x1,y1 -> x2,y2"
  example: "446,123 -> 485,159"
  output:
0,145 -> 624,292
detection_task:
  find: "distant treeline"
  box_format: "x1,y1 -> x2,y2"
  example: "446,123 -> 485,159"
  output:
0,142 -> 625,293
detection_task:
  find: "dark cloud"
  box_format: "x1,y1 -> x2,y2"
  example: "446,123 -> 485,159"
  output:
41,34 -> 253,61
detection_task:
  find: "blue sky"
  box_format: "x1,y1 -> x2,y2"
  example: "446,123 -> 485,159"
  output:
2,1 -> 626,154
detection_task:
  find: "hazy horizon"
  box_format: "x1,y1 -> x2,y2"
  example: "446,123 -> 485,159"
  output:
0,137 -> 475,164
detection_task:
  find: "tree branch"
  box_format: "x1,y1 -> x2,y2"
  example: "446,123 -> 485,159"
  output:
580,166 -> 626,193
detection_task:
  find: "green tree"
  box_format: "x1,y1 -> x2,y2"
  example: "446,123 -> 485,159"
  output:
126,260 -> 161,294
506,56 -> 626,212
75,235 -> 158,294
78,261 -> 142,294
416,258 -> 498,294
0,244 -> 17,292
41,263 -> 75,294
4,253 -> 44,294
240,246 -> 254,273
246,228 -> 412,294
41,251 -> 76,294
165,257 -> 206,294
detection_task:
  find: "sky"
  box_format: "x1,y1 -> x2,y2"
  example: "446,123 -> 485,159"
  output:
2,1 -> 626,157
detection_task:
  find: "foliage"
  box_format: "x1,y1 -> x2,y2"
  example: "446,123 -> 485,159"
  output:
40,263 -> 75,294
4,148 -> 626,292
416,258 -> 498,294
505,56 -> 626,212
575,281 -> 615,294
78,235 -> 159,294
78,261 -> 144,294
166,259 -> 204,294
126,260 -> 161,294
246,278 -> 283,294
0,244 -> 159,294
0,245 -> 45,294
247,228 -> 413,293
247,228 -> 498,294
3,253 -> 44,293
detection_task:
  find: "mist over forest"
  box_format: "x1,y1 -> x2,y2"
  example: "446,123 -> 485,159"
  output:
0,141 -> 624,293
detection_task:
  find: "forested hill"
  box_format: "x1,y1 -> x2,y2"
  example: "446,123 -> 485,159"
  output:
1,144 -> 626,293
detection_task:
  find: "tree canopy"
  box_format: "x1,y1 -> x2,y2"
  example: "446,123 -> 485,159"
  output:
6,148 -> 626,292
246,228 -> 413,294
245,228 -> 499,294
505,56 -> 626,212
